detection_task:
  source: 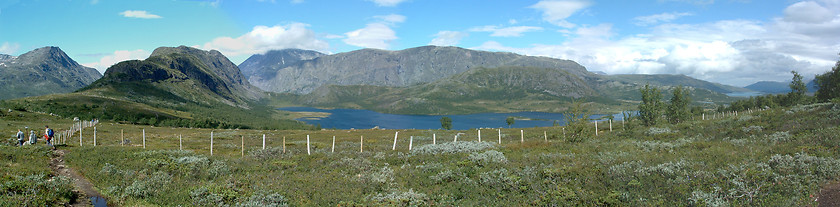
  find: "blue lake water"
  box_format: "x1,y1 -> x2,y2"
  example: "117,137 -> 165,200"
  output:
279,107 -> 628,130
726,91 -> 765,97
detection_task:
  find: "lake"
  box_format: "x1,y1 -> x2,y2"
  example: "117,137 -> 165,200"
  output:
726,91 -> 765,97
279,107 -> 628,130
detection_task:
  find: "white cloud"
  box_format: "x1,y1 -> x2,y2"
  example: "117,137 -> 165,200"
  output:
529,0 -> 591,28
119,10 -> 162,19
469,25 -> 544,37
633,12 -> 693,26
374,14 -> 406,24
342,14 -> 406,49
367,0 -> 408,7
429,31 -> 468,46
783,1 -> 834,23
343,23 -> 397,49
473,7 -> 838,87
198,23 -> 330,57
0,42 -> 20,54
82,49 -> 150,74
90,0 -> 99,5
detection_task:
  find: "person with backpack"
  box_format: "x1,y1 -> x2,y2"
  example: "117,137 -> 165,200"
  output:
28,130 -> 37,145
15,128 -> 25,146
45,125 -> 56,150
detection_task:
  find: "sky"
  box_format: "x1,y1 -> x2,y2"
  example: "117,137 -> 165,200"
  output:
1,0 -> 838,87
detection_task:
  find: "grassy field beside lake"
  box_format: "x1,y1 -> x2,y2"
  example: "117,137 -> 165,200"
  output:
1,103 -> 840,206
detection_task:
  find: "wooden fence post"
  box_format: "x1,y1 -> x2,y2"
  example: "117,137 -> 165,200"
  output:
80,120 -> 83,146
210,131 -> 214,156
409,136 -> 413,151
262,134 -> 266,150
520,130 -> 524,143
609,120 -> 612,132
93,127 -> 96,147
332,136 -> 336,153
594,121 -> 598,136
283,136 -> 286,153
360,136 -> 364,153
241,135 -> 244,157
179,134 -> 182,151
498,129 -> 501,144
433,134 -> 436,145
307,135 -> 311,155
142,129 -> 146,149
121,129 -> 124,146
392,131 -> 398,151
454,134 -> 457,143
478,129 -> 481,142
544,131 -> 547,142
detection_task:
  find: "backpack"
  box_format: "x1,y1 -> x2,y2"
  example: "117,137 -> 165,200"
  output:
48,128 -> 54,137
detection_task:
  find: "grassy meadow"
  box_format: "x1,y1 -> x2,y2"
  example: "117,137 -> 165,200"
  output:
1,102 -> 840,206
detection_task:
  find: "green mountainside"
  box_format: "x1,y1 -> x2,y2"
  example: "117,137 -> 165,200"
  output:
284,66 -> 739,114
604,74 -> 752,94
0,46 -> 102,100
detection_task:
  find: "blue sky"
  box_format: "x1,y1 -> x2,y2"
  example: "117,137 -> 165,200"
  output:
1,0 -> 838,86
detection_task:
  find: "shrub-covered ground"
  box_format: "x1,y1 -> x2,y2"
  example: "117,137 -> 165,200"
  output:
2,103 -> 840,206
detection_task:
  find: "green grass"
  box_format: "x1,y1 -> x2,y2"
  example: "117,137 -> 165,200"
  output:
0,146 -> 76,206
2,103 -> 840,206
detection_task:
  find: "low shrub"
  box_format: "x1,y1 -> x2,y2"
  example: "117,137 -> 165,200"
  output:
412,141 -> 497,154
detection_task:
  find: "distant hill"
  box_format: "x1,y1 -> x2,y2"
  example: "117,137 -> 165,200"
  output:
745,80 -> 819,94
242,46 -> 593,94
604,74 -> 751,94
745,81 -> 790,94
0,46 -> 102,100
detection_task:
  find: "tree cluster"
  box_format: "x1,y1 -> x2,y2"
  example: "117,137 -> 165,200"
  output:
639,84 -> 693,126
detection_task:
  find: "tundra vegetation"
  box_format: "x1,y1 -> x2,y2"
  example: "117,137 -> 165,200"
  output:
1,99 -> 840,206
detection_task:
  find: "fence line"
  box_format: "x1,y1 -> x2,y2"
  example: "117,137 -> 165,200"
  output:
54,107 -> 769,156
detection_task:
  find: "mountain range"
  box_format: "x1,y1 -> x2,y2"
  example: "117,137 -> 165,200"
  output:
5,46 -> 305,129
244,46 -> 741,114
0,45 -> 766,126
0,47 -> 102,100
239,46 -> 593,94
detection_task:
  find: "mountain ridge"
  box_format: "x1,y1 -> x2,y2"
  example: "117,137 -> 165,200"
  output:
0,46 -> 102,100
241,46 -> 594,94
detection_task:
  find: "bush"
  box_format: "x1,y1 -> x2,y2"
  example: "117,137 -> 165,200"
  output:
0,174 -> 75,206
412,141 -> 497,154
367,189 -> 429,206
124,171 -> 172,198
468,150 -> 508,165
235,191 -> 289,207
645,127 -> 674,136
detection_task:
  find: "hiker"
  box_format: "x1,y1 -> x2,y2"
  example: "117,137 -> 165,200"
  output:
15,128 -> 25,146
45,125 -> 56,150
28,130 -> 37,145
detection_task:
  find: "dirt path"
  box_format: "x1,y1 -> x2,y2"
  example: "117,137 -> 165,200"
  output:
51,149 -> 104,207
819,182 -> 840,207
